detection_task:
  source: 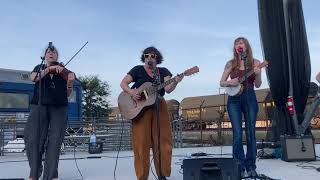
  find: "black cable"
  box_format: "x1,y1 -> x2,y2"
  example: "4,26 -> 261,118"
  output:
150,152 -> 190,180
99,155 -> 133,159
296,160 -> 320,172
206,153 -> 233,156
0,159 -> 29,163
0,153 -> 232,164
73,144 -> 83,180
113,117 -> 125,180
0,153 -> 212,164
0,154 -> 135,164
242,174 -> 282,180
150,156 -> 159,180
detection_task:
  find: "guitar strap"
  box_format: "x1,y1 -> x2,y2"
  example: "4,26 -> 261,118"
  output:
156,68 -> 161,83
152,67 -> 161,85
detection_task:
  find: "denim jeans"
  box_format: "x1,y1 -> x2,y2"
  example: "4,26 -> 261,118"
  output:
227,88 -> 258,172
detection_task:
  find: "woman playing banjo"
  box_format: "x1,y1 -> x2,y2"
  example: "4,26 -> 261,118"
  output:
219,37 -> 262,178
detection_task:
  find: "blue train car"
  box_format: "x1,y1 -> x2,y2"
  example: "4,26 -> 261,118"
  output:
0,68 -> 83,122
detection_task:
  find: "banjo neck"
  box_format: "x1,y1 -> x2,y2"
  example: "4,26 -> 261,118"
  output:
238,60 -> 269,83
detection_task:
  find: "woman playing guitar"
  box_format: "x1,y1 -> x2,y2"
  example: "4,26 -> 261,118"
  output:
24,44 -> 75,180
219,37 -> 262,178
120,46 -> 183,180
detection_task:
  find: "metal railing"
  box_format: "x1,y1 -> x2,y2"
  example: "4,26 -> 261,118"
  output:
0,118 -> 132,156
171,117 -> 272,148
1,115 -> 319,156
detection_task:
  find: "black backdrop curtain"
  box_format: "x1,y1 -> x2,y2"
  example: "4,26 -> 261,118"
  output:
258,0 -> 311,140
286,0 -> 311,123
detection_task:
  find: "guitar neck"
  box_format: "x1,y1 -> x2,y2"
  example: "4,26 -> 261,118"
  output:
157,73 -> 184,90
239,69 -> 255,83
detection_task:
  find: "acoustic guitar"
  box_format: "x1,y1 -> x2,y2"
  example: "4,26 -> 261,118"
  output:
118,66 -> 199,120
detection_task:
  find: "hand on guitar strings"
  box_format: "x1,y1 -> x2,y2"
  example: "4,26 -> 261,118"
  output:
128,89 -> 141,101
254,61 -> 262,75
227,78 -> 240,87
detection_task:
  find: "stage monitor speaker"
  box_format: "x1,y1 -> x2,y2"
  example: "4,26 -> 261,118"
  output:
183,157 -> 241,180
280,135 -> 316,162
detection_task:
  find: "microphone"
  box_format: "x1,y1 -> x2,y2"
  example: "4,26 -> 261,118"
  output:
238,48 -> 247,61
47,42 -> 55,52
147,60 -> 160,84
41,42 -> 54,60
148,61 -> 155,69
238,47 -> 243,53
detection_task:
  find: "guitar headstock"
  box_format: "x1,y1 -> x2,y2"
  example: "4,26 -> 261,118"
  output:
183,66 -> 199,76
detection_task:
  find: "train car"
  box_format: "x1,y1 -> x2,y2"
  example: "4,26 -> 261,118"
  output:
179,89 -> 276,130
180,89 -> 272,122
0,68 -> 83,122
166,99 -> 180,121
180,86 -> 320,130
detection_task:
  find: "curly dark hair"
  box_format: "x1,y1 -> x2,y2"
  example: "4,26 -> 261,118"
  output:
140,46 -> 163,64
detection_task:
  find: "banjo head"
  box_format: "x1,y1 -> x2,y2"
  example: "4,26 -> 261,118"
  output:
225,85 -> 241,96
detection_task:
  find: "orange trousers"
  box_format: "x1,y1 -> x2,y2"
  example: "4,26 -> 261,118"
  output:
131,98 -> 172,180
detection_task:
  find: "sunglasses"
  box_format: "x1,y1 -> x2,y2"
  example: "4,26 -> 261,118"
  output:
144,53 -> 157,59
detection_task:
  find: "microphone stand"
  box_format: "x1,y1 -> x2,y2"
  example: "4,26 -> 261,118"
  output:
32,51 -> 47,179
241,51 -> 255,174
149,62 -> 164,179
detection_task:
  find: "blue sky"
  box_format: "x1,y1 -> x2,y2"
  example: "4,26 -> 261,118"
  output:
0,0 -> 319,106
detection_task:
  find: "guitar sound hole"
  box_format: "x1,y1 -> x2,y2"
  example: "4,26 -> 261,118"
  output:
140,93 -> 146,100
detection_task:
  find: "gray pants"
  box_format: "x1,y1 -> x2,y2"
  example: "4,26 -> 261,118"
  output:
24,105 -> 67,180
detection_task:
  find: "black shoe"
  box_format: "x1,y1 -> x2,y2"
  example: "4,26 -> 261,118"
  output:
159,176 -> 167,180
247,169 -> 257,178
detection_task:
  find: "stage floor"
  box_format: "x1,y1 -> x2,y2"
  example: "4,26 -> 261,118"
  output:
0,145 -> 319,180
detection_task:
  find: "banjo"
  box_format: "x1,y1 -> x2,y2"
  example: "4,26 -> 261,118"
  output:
225,61 -> 268,96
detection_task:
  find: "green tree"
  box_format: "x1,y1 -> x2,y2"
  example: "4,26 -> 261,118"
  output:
79,75 -> 111,120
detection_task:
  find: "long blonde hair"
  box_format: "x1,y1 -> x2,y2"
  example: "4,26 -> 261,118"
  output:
231,37 -> 254,71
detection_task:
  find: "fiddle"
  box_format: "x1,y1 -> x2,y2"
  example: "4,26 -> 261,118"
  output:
48,62 -> 74,81
48,62 -> 75,96
44,41 -> 87,87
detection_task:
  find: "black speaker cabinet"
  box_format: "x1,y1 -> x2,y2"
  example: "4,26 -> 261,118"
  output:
280,135 -> 316,162
183,157 -> 241,180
